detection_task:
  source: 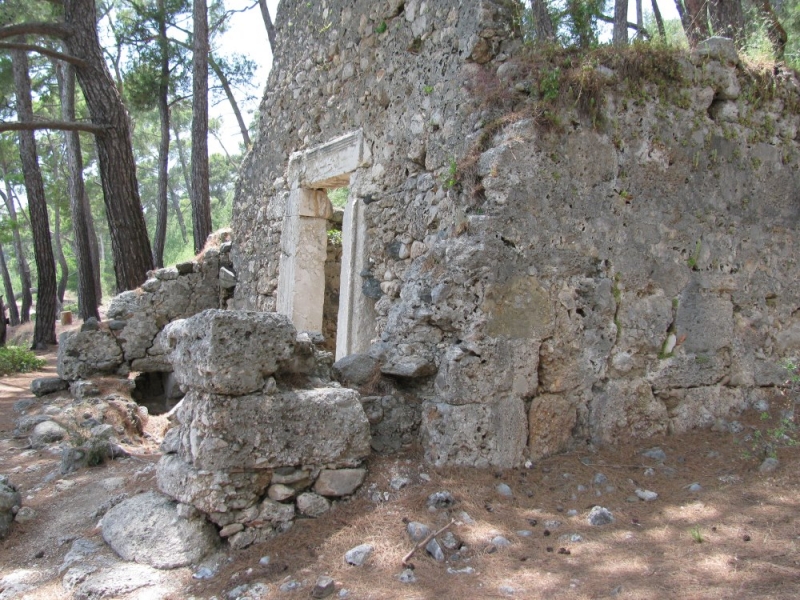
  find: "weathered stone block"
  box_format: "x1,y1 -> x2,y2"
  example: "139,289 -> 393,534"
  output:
313,468 -> 366,497
165,309 -> 296,395
421,396 -> 527,468
528,394 -> 578,460
173,388 -> 371,471
30,377 -> 68,397
57,330 -> 124,381
590,379 -> 668,445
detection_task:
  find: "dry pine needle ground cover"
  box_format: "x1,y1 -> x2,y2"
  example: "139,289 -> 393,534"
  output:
0,334 -> 798,600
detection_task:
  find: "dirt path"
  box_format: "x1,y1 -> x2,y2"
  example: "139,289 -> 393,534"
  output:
1,349 -> 799,599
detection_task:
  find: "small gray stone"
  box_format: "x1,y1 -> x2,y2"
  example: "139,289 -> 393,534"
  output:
688,483 -> 703,492
344,543 -> 373,566
457,510 -> 475,525
588,506 -> 614,526
642,447 -> 667,462
491,535 -> 511,548
311,575 -> 335,598
259,556 -> 271,566
398,568 -> 416,583
694,36 -> 739,64
635,489 -> 658,502
407,521 -> 431,542
390,476 -> 411,491
426,538 -> 445,561
496,483 -> 513,497
332,354 -> 380,386
759,457 -> 779,473
81,317 -> 100,331
447,566 -> 475,574
592,473 -> 608,485
426,490 -> 455,509
13,398 -> 36,413
441,531 -> 459,549
267,484 -> 296,502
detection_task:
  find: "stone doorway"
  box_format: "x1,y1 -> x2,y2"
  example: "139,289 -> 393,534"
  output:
277,130 -> 376,360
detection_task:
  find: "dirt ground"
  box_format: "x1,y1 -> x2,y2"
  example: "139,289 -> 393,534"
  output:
0,327 -> 798,599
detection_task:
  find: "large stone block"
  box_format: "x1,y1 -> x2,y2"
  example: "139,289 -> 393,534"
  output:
664,386 -> 746,434
589,379 -> 669,445
164,309 -> 296,395
57,330 -> 124,381
173,387 -> 370,471
420,396 -> 527,468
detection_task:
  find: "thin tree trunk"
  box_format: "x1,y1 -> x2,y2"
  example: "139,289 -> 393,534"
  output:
636,0 -> 643,38
614,0 -> 630,45
153,0 -> 170,268
531,0 -> 556,42
652,0 -> 667,38
0,170 -> 32,323
683,0 -> 711,45
0,295 -> 6,347
62,0 -> 154,292
53,201 -> 69,307
257,0 -> 276,51
168,182 -> 188,244
0,244 -> 20,326
56,61 -> 100,320
753,0 -> 787,59
172,121 -> 192,195
209,54 -> 250,148
191,0 -> 212,254
12,48 -> 57,349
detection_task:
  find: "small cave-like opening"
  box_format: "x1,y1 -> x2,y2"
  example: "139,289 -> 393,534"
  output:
131,371 -> 184,416
322,187 -> 347,353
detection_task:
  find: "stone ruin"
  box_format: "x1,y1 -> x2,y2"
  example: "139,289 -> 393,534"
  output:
45,0 -> 800,551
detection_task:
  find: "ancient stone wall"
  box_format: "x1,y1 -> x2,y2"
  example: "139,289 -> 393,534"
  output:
233,1 -> 799,468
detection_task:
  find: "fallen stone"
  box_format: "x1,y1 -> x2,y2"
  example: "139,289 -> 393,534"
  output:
635,489 -> 659,502
496,483 -> 513,497
311,575 -> 336,598
73,563 -> 165,600
101,491 -> 219,569
13,414 -> 50,438
426,490 -> 455,509
313,469 -> 366,497
12,398 -> 36,413
426,538 -> 445,561
344,544 -> 373,566
398,568 -> 416,583
30,377 -> 68,397
587,506 -> 614,526
491,535 -> 511,548
407,521 -> 431,542
641,447 -> 667,462
267,484 -> 296,502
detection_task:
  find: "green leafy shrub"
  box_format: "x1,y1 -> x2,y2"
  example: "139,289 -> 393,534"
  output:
0,346 -> 46,376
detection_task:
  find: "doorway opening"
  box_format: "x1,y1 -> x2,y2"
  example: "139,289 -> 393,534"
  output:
277,130 -> 376,360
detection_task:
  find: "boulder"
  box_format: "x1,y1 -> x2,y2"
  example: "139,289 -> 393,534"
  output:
57,330 -> 124,381
165,309 -> 296,395
30,420 -> 68,448
101,491 -> 219,569
30,377 -> 68,397
332,353 -> 380,386
296,493 -> 330,517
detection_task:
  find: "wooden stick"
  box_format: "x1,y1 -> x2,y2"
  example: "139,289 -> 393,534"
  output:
402,519 -> 455,567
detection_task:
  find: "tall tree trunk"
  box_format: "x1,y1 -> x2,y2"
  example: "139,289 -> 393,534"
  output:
709,0 -> 744,43
153,0 -> 170,268
53,201 -> 69,307
0,170 -> 32,323
12,48 -> 57,349
191,0 -> 212,254
683,0 -> 711,45
652,0 -> 667,38
636,0 -> 644,38
0,244 -> 20,326
614,0 -> 630,45
257,0 -> 276,51
56,60 -> 100,321
0,295 -> 6,347
62,0 -> 154,292
84,189 -> 103,304
169,182 -> 189,244
531,0 -> 556,42
209,54 -> 250,148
